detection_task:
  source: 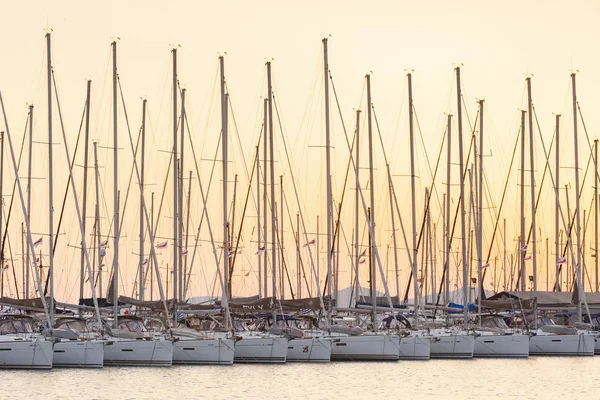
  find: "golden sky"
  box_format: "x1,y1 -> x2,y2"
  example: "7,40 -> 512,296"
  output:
0,0 -> 599,303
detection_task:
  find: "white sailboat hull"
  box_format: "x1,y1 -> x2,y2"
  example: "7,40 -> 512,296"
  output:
330,334 -> 399,361
529,332 -> 594,356
399,335 -> 431,360
473,334 -> 529,358
53,339 -> 104,368
429,334 -> 475,359
234,336 -> 288,363
103,338 -> 173,366
0,339 -> 53,369
286,337 -> 331,362
172,338 -> 235,365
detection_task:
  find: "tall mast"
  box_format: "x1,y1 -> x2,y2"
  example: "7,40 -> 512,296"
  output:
183,170 -> 192,298
354,109 -> 361,305
519,110 -> 526,292
477,99 -> 484,326
262,98 -> 268,296
256,145 -> 262,298
46,32 -> 55,325
526,78 -> 538,316
366,74 -> 377,326
139,99 -> 146,300
445,114 -> 452,304
408,72 -> 420,323
455,67 -> 468,328
267,61 -> 277,302
595,139 -> 599,292
178,89 -> 186,301
219,56 -> 230,327
555,114 -> 561,291
111,40 -> 119,327
26,105 -> 33,299
323,38 -> 332,318
172,48 -> 178,312
572,73 -> 583,321
79,79 -> 92,303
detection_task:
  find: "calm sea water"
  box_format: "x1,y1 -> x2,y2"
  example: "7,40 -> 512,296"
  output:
2,358 -> 598,400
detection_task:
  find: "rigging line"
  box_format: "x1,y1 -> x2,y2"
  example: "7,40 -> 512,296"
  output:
1,111 -> 30,298
224,87 -> 251,182
182,117 -> 222,298
317,77 -> 354,299
413,105 -> 443,210
272,91 -> 321,302
432,134 -> 476,311
481,124 -> 520,284
283,187 -> 311,298
328,71 -> 395,310
371,104 -> 415,277
43,75 -> 87,296
2,205 -> 19,298
228,139 -> 259,297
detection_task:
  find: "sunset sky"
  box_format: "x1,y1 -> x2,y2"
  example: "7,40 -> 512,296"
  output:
0,0 -> 599,303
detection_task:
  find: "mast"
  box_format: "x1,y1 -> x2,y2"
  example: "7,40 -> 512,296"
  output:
220,55 -> 230,327
555,114 -> 561,291
139,99 -> 146,300
26,105 -> 33,299
79,79 -> 91,303
354,109 -> 361,306
408,72 -> 420,323
46,32 -> 55,325
256,145 -> 262,298
322,38 -> 333,320
267,61 -> 277,304
111,40 -> 119,327
519,109 -> 526,292
572,73 -> 583,321
477,99 -> 484,326
262,98 -> 268,297
179,89 -> 186,302
594,139 -> 598,293
445,114 -> 452,304
172,48 -> 178,314
526,78 -> 538,322
455,67 -> 468,328
183,170 -> 192,298
366,74 -> 377,326
296,213 -> 301,298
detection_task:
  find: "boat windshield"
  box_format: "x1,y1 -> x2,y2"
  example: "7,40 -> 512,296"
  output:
0,319 -> 33,334
59,320 -> 88,333
482,317 -> 509,329
538,317 -> 556,327
118,320 -> 147,332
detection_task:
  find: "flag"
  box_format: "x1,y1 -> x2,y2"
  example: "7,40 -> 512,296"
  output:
256,246 -> 265,255
156,241 -> 168,249
142,258 -> 149,266
99,248 -> 106,257
303,239 -> 316,247
557,256 -> 567,265
300,308 -> 312,315
2,264 -> 8,271
359,258 -> 366,264
519,244 -> 528,253
481,263 -> 490,270
524,255 -> 532,261
227,251 -> 234,258
33,237 -> 43,247
100,239 -> 109,248
181,249 -> 188,255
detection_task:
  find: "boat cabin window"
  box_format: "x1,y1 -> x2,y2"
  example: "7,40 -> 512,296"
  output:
482,317 -> 509,329
59,320 -> 88,333
538,317 -> 556,327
